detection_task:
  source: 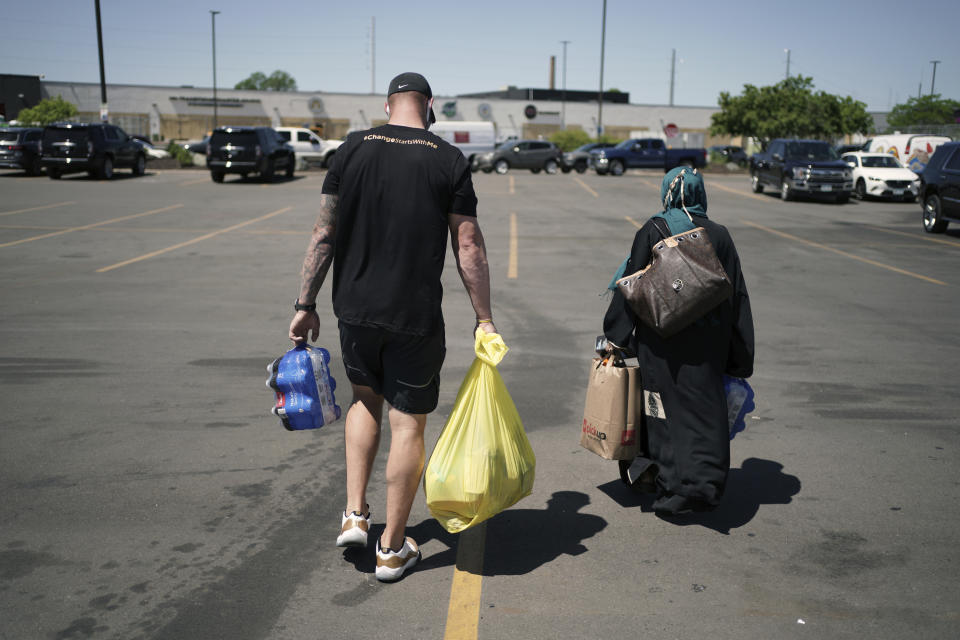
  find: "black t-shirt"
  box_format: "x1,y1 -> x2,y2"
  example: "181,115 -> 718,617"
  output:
322,124 -> 478,335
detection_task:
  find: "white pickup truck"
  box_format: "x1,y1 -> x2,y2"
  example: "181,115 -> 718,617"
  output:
275,127 -> 342,169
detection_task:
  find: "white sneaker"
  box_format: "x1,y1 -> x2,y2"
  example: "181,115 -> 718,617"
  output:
375,536 -> 421,582
336,509 -> 370,548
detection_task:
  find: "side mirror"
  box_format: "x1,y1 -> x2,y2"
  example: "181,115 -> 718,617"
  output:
512,147 -> 520,153
846,161 -> 856,168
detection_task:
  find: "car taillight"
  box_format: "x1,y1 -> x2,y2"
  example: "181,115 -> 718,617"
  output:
255,145 -> 262,158
8,144 -> 23,150
905,143 -> 911,154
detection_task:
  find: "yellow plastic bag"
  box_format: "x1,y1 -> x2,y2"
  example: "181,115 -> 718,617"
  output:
424,329 -> 536,533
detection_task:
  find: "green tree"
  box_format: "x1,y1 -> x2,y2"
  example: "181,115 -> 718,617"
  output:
887,94 -> 960,128
234,70 -> 297,91
15,95 -> 78,126
550,128 -> 592,151
710,76 -> 872,145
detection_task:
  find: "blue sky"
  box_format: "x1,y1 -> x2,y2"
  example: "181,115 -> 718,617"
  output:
3,0 -> 958,112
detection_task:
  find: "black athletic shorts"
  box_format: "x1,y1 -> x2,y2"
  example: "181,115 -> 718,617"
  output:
338,321 -> 446,414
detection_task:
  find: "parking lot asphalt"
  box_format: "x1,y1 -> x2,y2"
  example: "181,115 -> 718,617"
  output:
1,165 -> 959,640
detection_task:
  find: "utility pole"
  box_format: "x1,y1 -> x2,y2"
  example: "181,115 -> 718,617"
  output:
371,17 -> 376,94
211,10 -> 220,130
597,0 -> 607,138
94,0 -> 108,122
785,48 -> 791,80
669,49 -> 676,106
560,40 -> 570,129
930,60 -> 941,95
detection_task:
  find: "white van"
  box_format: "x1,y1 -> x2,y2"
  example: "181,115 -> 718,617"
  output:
274,127 -> 342,168
428,121 -> 496,166
864,133 -> 952,173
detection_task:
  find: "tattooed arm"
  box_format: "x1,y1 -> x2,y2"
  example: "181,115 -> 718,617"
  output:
288,194 -> 338,343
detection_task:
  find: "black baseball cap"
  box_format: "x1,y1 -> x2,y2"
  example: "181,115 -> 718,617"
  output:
387,72 -> 436,124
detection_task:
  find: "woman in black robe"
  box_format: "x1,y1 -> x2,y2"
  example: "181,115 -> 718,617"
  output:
603,167 -> 754,515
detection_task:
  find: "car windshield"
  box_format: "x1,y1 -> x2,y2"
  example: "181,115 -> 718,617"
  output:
784,142 -> 839,161
0,129 -> 25,144
862,155 -> 902,169
211,131 -> 258,147
43,127 -> 89,146
575,143 -> 597,152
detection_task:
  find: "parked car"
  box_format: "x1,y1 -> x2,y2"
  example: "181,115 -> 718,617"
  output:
862,133 -> 952,173
591,138 -> 708,175
918,141 -> 960,234
561,142 -> 615,173
0,127 -> 44,175
708,144 -> 748,166
841,152 -> 919,201
473,140 -> 562,175
132,137 -> 170,160
750,139 -> 853,203
206,126 -> 295,183
182,135 -> 210,155
40,122 -> 147,180
274,126 -> 342,168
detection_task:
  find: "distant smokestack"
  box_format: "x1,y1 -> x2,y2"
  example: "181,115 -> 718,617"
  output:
550,55 -> 556,90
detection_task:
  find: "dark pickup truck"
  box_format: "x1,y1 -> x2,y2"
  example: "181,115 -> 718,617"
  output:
590,138 -> 707,175
750,139 -> 853,203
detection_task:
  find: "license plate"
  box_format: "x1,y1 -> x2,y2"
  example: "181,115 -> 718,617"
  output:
820,184 -> 832,192
893,189 -> 904,195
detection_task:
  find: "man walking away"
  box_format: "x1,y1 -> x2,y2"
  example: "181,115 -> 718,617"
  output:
288,72 -> 496,582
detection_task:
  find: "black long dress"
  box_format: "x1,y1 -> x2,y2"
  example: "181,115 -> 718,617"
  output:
603,217 -> 754,514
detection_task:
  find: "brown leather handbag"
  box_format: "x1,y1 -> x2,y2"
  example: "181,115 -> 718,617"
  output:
616,219 -> 732,338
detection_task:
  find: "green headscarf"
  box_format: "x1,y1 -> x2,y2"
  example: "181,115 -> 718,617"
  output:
653,166 -> 708,236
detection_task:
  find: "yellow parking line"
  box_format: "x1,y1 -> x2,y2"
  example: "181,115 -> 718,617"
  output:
508,213 -> 518,279
0,204 -> 183,249
96,206 -> 293,272
625,216 -> 642,229
508,175 -> 515,195
742,219 -> 947,286
443,523 -> 486,640
0,201 -> 77,218
864,225 -> 960,248
573,176 -> 598,198
709,180 -> 769,203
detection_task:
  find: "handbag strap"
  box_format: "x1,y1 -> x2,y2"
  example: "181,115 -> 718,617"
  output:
651,217 -> 671,240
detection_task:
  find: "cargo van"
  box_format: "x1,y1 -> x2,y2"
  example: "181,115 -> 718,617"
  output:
428,121 -> 496,166
864,133 -> 952,173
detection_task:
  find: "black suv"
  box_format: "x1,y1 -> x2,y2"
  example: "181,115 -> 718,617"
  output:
206,126 -> 295,183
0,127 -> 44,175
919,141 -> 960,234
40,122 -> 146,180
474,140 -> 562,175
750,139 -> 853,203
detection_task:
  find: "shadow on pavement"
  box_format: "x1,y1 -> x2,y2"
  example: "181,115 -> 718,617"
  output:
343,491 -> 608,577
597,457 -> 801,535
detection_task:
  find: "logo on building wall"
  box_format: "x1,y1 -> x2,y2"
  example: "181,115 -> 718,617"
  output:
524,104 -> 538,120
478,103 -> 492,118
442,101 -> 457,118
309,98 -> 324,113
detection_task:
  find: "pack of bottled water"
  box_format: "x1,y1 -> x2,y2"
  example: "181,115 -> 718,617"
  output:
724,376 -> 754,440
267,343 -> 342,431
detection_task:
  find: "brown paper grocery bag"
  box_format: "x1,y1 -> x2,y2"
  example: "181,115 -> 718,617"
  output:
580,357 -> 641,460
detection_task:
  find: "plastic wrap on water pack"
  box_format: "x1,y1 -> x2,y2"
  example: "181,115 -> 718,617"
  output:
267,343 -> 342,431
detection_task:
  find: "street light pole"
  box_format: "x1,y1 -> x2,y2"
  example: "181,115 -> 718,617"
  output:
930,60 -> 941,95
560,40 -> 570,129
597,0 -> 606,138
211,10 -> 220,131
94,0 -> 108,122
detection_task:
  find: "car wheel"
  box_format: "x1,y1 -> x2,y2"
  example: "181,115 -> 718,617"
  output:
923,194 -> 948,233
28,158 -> 42,176
481,167 -> 493,174
530,167 -> 541,174
596,168 -> 608,176
99,156 -> 114,180
211,171 -> 225,183
132,154 -> 145,176
494,159 -> 509,175
610,160 -> 625,176
47,168 -> 62,180
262,159 -> 275,182
561,166 -> 571,174
285,157 -> 295,178
575,161 -> 588,174
855,178 -> 867,200
780,179 -> 792,201
544,159 -> 559,175
750,173 -> 763,193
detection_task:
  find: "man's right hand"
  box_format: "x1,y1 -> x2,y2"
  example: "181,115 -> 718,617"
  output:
477,320 -> 497,335
289,310 -> 320,344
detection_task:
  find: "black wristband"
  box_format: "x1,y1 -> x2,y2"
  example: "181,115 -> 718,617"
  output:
294,299 -> 317,312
